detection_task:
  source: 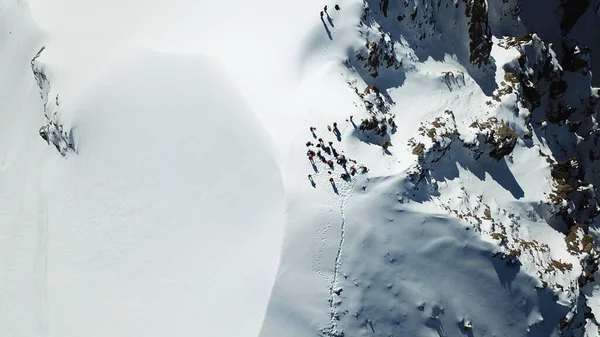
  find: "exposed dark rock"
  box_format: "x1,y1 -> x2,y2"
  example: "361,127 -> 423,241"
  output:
470,118 -> 517,160
559,0 -> 591,34
463,0 -> 492,67
562,42 -> 592,74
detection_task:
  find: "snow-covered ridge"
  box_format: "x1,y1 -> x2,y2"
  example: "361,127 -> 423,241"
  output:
263,1 -> 600,336
3,0 -> 600,336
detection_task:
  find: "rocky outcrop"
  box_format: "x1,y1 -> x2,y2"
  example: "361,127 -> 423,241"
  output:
353,31 -> 402,79
498,30 -> 600,334
341,4 -> 600,333
407,110 -> 462,192
504,34 -> 572,123
469,118 -> 518,160
368,0 -> 494,70
31,46 -> 76,156
562,42 -> 592,75
463,0 -> 493,67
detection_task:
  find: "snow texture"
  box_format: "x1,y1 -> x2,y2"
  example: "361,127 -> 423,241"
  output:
2,0 -> 600,336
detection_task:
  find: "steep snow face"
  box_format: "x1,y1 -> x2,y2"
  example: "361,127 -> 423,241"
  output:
0,4 -> 285,336
51,53 -> 285,337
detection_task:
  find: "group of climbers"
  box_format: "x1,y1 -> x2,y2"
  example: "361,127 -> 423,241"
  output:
306,121 -> 368,189
320,4 -> 340,18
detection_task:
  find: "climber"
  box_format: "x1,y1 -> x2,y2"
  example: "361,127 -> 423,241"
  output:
308,174 -> 316,187
341,173 -> 349,181
334,4 -> 340,10
306,141 -> 314,147
320,10 -> 324,18
350,165 -> 357,176
309,155 -> 315,163
324,5 -> 328,12
327,159 -> 334,168
317,150 -> 326,162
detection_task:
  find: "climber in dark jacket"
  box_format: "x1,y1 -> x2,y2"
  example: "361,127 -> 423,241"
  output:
350,165 -> 357,176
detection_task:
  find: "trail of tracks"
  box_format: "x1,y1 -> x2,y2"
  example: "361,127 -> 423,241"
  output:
320,9 -> 342,57
323,182 -> 352,337
309,8 -> 354,336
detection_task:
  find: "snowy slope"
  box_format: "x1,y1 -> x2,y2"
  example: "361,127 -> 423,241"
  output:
2,0 -> 600,336
0,3 -> 285,337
